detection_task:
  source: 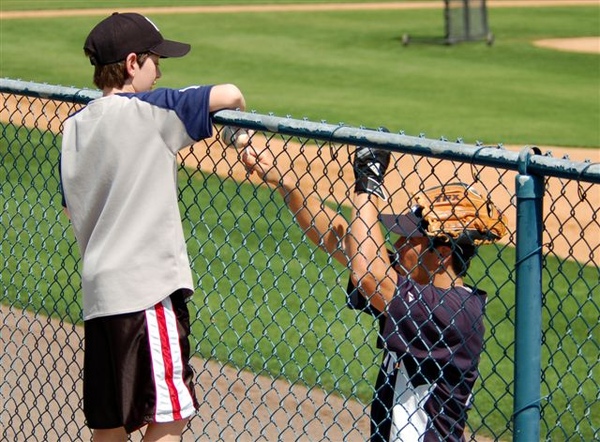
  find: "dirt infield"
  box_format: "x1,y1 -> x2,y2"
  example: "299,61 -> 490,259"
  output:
1,2 -> 598,441
534,36 -> 600,54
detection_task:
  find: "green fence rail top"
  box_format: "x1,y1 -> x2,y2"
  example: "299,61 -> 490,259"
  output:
2,77 -> 598,183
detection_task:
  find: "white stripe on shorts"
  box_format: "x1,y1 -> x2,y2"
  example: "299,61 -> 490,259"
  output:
145,296 -> 195,423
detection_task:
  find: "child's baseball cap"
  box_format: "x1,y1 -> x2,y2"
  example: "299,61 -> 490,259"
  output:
84,12 -> 191,66
380,205 -> 427,238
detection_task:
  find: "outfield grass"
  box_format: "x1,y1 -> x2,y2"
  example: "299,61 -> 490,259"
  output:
0,4 -> 598,147
2,121 -> 598,439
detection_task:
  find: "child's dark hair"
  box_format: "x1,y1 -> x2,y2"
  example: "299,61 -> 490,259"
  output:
84,51 -> 150,90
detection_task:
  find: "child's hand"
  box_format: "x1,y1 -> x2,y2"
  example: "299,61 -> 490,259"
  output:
241,146 -> 281,186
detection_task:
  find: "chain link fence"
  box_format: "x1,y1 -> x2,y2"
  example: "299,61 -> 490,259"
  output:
1,80 -> 598,441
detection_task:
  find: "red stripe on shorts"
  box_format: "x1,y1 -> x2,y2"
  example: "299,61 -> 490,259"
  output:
154,302 -> 182,420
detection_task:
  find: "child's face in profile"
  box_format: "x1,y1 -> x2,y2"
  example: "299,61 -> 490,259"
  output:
132,54 -> 162,92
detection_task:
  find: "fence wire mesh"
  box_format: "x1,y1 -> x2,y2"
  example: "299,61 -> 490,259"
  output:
1,89 -> 598,442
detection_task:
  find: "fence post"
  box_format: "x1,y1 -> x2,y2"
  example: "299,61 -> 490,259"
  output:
513,147 -> 544,441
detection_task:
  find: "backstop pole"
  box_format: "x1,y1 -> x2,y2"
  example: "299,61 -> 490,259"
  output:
513,147 -> 544,442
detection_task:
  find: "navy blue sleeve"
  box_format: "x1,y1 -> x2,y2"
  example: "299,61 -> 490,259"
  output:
346,277 -> 376,314
126,86 -> 214,141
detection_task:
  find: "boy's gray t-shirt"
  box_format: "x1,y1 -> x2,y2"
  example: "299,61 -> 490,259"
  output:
61,86 -> 213,320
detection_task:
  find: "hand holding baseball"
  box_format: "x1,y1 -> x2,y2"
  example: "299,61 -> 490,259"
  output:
241,145 -> 282,186
234,131 -> 251,148
221,126 -> 253,149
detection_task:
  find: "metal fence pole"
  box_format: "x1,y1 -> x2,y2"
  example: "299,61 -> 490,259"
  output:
513,147 -> 544,442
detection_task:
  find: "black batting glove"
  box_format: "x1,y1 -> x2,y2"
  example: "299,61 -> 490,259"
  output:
353,145 -> 391,200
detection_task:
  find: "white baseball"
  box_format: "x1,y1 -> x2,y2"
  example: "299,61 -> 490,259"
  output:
222,126 -> 250,149
235,132 -> 250,148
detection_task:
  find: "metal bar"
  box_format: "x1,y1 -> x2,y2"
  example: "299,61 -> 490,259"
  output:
482,0 -> 490,35
213,110 -> 600,183
463,0 -> 470,40
0,78 -> 100,104
444,0 -> 451,41
513,148 -> 544,441
2,79 -> 598,183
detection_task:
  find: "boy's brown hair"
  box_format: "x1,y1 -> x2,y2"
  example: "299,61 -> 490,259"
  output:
85,51 -> 150,90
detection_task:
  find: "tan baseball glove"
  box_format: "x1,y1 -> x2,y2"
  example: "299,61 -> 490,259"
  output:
413,183 -> 508,245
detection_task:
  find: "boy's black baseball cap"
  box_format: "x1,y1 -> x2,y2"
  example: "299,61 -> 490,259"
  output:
84,12 -> 191,65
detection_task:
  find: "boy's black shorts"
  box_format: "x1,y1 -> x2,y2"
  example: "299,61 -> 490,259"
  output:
83,290 -> 198,433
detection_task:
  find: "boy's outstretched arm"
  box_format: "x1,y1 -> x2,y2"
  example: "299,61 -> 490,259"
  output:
242,145 -> 349,266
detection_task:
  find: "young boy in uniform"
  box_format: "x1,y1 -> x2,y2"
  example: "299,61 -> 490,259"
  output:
240,143 -> 506,441
60,12 -> 247,441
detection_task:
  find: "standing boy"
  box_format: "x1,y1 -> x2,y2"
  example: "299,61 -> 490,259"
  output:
60,12 -> 247,441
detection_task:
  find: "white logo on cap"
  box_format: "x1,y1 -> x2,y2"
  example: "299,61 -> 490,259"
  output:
144,16 -> 161,32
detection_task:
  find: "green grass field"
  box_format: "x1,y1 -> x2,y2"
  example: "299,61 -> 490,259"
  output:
0,3 -> 598,147
1,2 -> 598,440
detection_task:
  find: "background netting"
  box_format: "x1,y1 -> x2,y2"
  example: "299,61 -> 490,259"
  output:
445,0 -> 490,42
